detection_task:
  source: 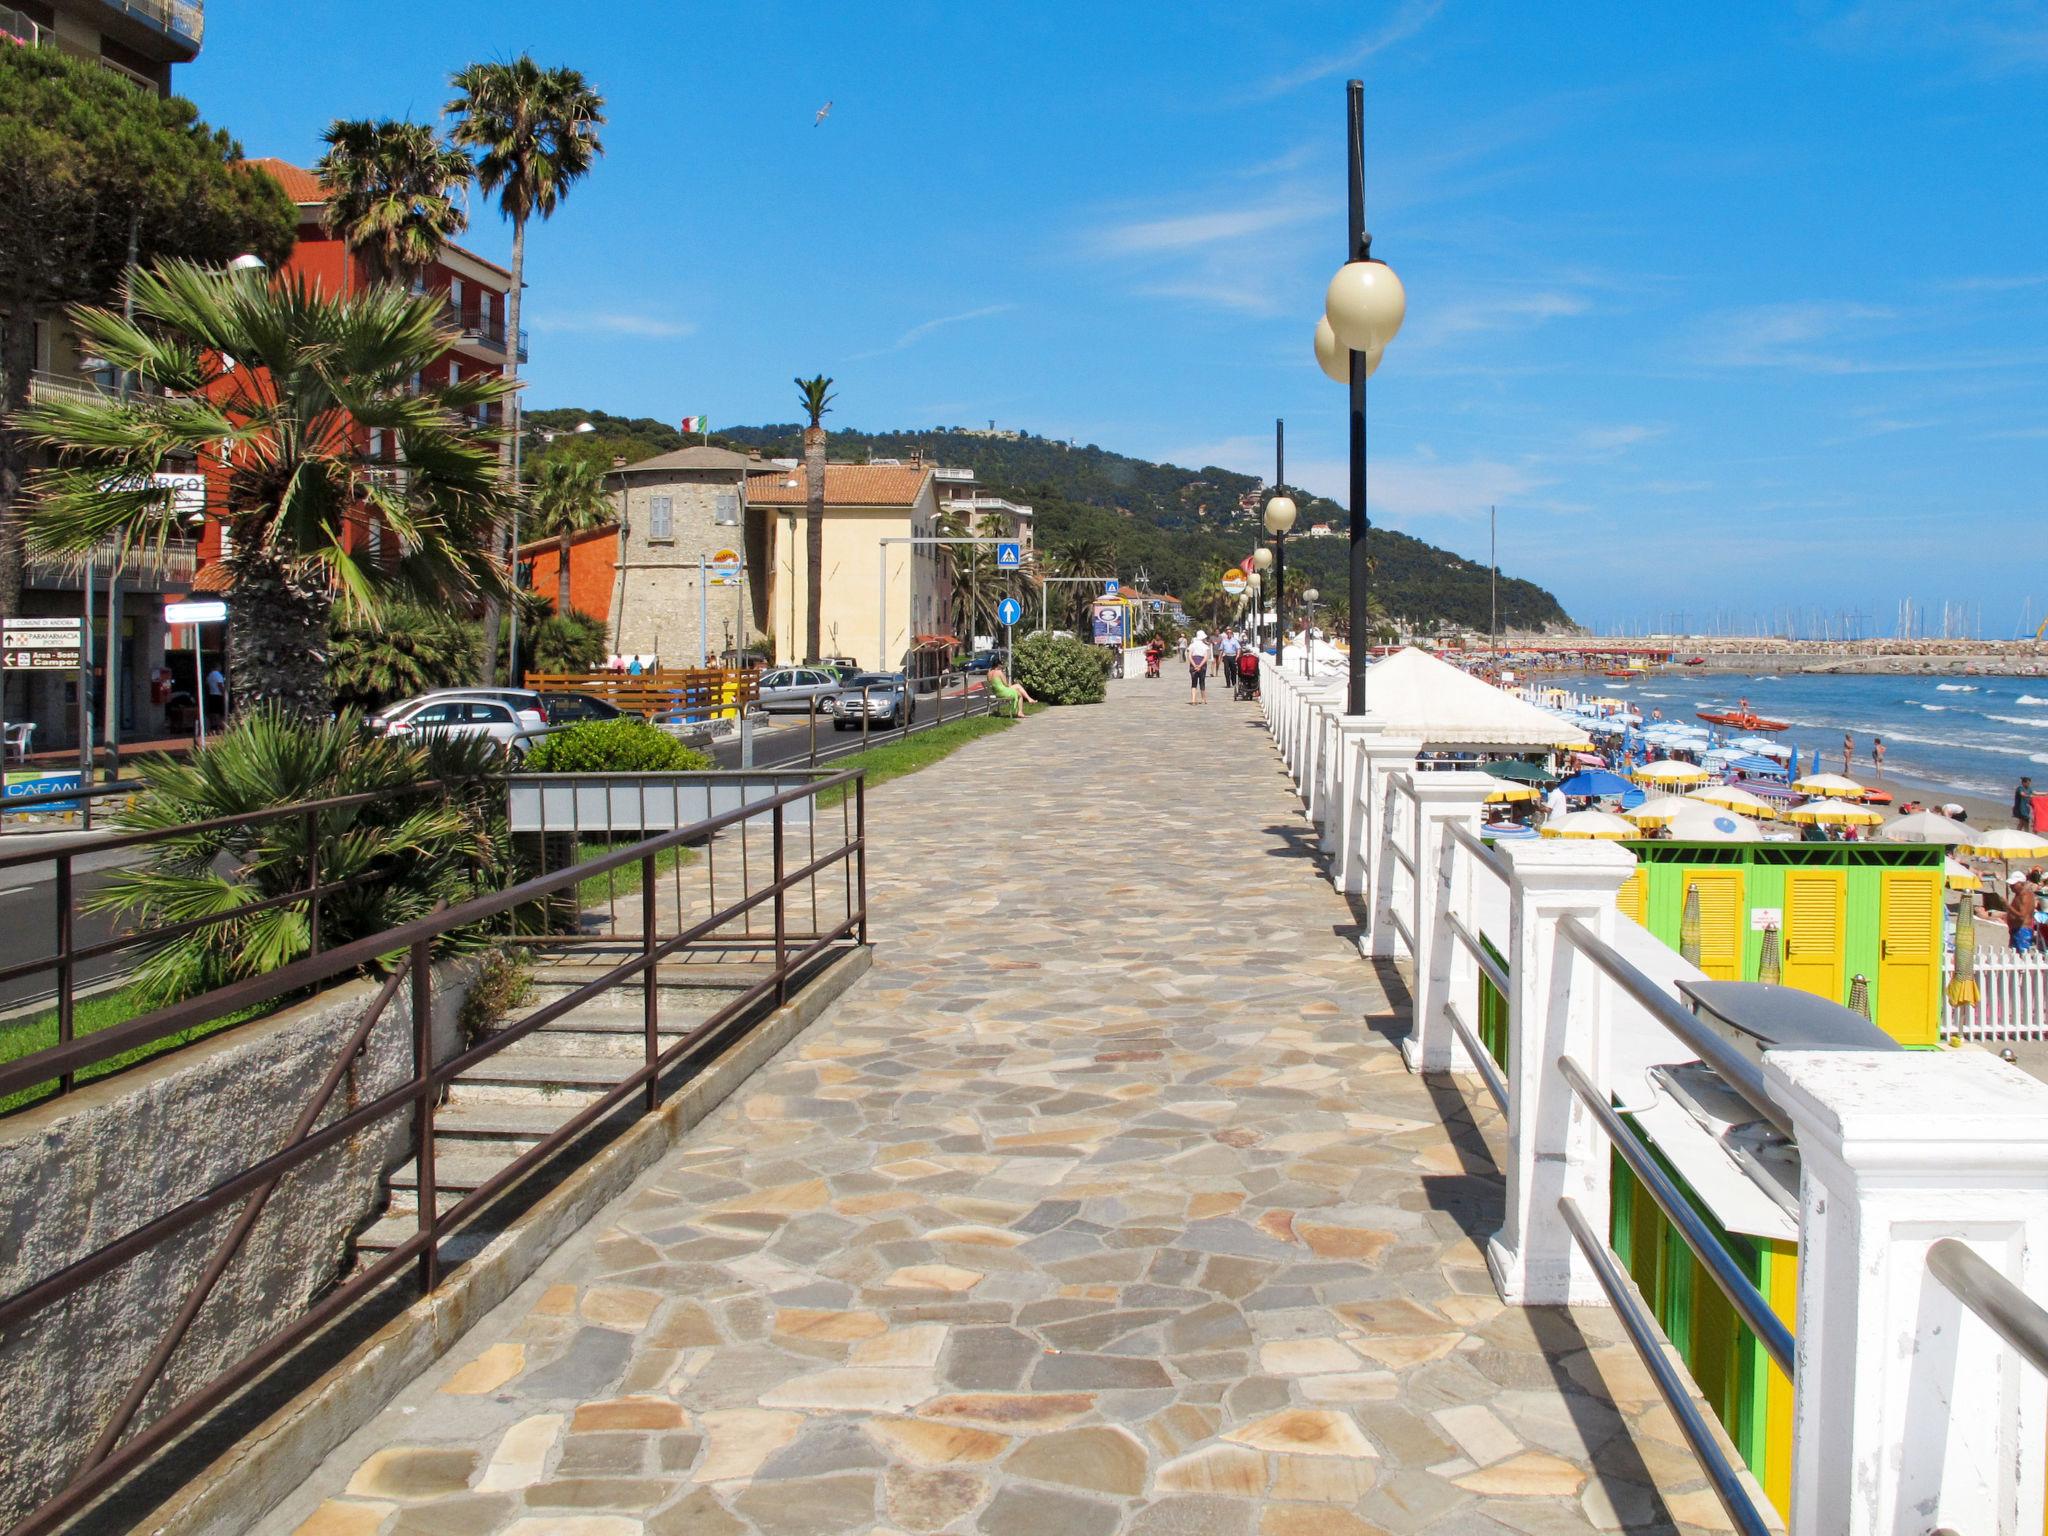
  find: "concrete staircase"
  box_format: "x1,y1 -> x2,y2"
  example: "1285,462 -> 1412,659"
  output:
351,964 -> 760,1266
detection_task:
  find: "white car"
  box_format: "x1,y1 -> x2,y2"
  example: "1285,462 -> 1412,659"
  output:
373,693 -> 545,758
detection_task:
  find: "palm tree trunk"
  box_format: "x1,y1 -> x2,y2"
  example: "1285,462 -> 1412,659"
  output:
557,528 -> 573,618
227,554 -> 334,720
803,424 -> 825,664
479,214 -> 526,685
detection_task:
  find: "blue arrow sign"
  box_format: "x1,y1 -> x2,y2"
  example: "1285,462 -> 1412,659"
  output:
995,542 -> 1021,570
997,597 -> 1022,626
1103,579 -> 1120,596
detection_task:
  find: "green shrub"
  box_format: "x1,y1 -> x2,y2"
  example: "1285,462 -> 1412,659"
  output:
524,717 -> 712,773
1014,631 -> 1106,705
329,604 -> 481,711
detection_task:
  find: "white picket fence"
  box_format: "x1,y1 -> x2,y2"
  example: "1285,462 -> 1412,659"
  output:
1950,950 -> 2048,1042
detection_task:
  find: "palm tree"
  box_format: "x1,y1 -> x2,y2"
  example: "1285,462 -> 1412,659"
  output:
1052,535 -> 1114,630
935,507 -> 1001,644
794,375 -> 834,663
21,261 -> 516,718
315,118 -> 474,285
447,55 -> 606,683
529,455 -> 610,619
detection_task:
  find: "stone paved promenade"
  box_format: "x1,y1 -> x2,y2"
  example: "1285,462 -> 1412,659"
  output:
260,679 -> 1734,1536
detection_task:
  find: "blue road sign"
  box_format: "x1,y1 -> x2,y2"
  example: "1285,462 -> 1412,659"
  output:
995,541 -> 1021,570
997,597 -> 1022,626
1104,579 -> 1120,596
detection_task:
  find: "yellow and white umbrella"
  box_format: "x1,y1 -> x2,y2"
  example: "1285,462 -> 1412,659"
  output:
1784,797 -> 1884,827
1958,828 -> 2048,860
1621,795 -> 1693,828
1688,784 -> 1775,818
1483,782 -> 1540,804
1945,857 -> 1981,892
1633,759 -> 1710,787
1540,809 -> 1638,840
1792,772 -> 1868,800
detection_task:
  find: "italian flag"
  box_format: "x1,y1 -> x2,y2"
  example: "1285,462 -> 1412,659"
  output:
681,415 -> 707,434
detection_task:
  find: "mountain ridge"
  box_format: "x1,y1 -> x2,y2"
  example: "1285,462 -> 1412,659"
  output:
527,410 -> 1575,632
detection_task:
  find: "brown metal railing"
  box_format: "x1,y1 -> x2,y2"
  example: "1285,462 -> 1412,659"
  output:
0,782 -> 446,1105
0,768 -> 865,1536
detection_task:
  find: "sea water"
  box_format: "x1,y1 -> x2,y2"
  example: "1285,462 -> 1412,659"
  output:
1556,671 -> 2048,802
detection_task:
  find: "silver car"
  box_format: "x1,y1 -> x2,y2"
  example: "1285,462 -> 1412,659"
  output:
374,696 -> 541,759
756,667 -> 845,714
829,673 -> 916,730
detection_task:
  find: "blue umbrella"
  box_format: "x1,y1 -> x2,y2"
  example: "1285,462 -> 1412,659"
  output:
1558,769 -> 1634,798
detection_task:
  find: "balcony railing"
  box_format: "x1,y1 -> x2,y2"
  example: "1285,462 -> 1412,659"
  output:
0,6 -> 41,44
26,539 -> 197,591
99,0 -> 204,45
440,304 -> 530,364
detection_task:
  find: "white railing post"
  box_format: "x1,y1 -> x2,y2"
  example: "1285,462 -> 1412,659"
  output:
1486,837 -> 1637,1306
1370,772 -> 1416,959
1342,735 -> 1423,910
1765,1050 -> 2048,1536
1405,774 -> 1498,1074
1288,684 -> 1341,787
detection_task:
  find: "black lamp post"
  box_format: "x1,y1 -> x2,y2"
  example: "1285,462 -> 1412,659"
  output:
1315,79 -> 1404,716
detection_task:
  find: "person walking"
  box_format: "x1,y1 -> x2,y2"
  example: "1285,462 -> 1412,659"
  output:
1187,629 -> 1211,706
1871,736 -> 1886,779
2016,777 -> 2035,830
1841,731 -> 1854,777
1217,628 -> 1241,692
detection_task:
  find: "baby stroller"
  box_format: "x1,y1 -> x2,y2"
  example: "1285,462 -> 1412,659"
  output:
1233,649 -> 1260,701
1144,642 -> 1164,679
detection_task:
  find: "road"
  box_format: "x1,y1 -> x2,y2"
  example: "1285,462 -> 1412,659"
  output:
0,852 -> 135,1015
706,685 -> 995,770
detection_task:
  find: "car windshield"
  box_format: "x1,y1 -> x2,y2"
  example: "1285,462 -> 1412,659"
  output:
844,674 -> 900,688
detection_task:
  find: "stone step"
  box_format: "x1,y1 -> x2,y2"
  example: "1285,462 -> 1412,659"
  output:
448,1049 -> 637,1107
388,1150 -> 520,1197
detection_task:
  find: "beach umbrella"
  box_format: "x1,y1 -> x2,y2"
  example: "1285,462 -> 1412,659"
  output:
1665,803 -> 1765,841
1944,858 -> 1981,892
1621,795 -> 1692,828
1540,809 -> 1638,840
1688,784 -> 1775,818
1634,759 -> 1711,787
1847,973 -> 1872,1020
1483,781 -> 1539,804
1958,828 -> 2048,860
1732,736 -> 1792,759
1950,896 -> 1980,1007
1757,922 -> 1782,985
1793,772 -> 1869,799
1680,884 -> 1702,966
1785,798 -> 1885,827
1880,811 -> 1974,846
1725,753 -> 1789,776
1557,768 -> 1633,798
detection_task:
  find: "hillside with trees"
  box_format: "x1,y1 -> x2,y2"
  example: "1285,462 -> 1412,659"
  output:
524,411 -> 1575,634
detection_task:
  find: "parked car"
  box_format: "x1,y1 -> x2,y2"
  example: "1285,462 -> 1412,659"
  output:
372,696 -> 541,759
537,691 -> 624,725
369,688 -> 550,735
961,651 -> 1001,675
829,673 -> 916,730
755,666 -> 845,714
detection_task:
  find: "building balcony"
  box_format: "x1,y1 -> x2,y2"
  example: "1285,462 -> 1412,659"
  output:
2,366 -> 173,409
95,0 -> 204,49
441,304 -> 530,364
26,538 -> 197,593
0,6 -> 40,44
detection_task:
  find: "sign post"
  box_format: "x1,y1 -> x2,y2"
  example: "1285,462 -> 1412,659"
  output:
998,596 -> 1020,663
995,541 -> 1021,571
2,618 -> 84,801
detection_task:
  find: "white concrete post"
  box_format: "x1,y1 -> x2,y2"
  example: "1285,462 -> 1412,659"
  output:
1765,1050 -> 2048,1536
1486,837 -> 1636,1306
1304,694 -> 1348,831
1403,773 -> 1499,1075
1319,718 -> 1377,859
1288,685 -> 1342,786
1260,657 -> 1293,739
1339,734 -> 1422,903
1369,772 -> 1418,960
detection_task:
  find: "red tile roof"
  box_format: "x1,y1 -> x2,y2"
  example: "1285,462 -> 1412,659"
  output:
745,464 -> 934,508
249,157 -> 328,204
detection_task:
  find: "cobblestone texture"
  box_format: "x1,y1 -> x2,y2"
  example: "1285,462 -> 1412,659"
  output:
255,680 -> 1743,1535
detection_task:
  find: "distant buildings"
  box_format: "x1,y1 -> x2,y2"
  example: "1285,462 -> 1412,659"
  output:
524,455 -> 1034,672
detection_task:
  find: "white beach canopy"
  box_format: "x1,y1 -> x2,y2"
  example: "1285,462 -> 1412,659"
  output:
1541,809 -> 1638,840
1351,648 -> 1593,749
1664,802 -> 1765,841
1880,811 -> 1975,847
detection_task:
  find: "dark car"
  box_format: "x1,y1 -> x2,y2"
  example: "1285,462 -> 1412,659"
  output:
538,692 -> 625,725
961,652 -> 1001,675
829,673 -> 916,730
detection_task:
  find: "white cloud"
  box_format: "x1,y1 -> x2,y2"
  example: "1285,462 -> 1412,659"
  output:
847,304 -> 1016,360
1425,290 -> 1591,338
1249,0 -> 1446,100
531,312 -> 696,339
1096,196 -> 1329,257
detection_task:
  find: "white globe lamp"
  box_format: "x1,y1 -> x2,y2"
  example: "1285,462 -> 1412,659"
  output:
1263,495 -> 1297,536
1314,316 -> 1384,382
1324,259 -> 1405,353
1253,546 -> 1273,570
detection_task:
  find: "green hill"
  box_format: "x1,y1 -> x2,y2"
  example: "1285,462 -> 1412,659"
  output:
525,411 -> 1574,633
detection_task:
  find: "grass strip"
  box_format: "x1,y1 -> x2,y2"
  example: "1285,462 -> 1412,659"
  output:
0,987 -> 264,1116
575,838 -> 698,905
816,710 -> 1024,808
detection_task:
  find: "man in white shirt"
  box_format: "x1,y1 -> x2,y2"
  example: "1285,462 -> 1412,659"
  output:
1186,629 -> 1211,706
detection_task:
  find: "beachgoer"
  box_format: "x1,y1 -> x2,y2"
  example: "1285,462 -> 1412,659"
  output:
1841,732 -> 1853,776
1187,629 -> 1211,706
2010,871 -> 2039,951
2017,777 -> 2035,831
1872,737 -> 1885,779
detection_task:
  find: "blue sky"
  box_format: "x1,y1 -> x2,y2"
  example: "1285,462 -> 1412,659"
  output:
186,1 -> 2047,636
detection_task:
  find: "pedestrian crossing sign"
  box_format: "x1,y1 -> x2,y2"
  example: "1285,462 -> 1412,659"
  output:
996,542 -> 1021,569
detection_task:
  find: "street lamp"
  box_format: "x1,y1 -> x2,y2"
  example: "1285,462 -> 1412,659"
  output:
1317,78 -> 1403,716
1263,492 -> 1295,661
1303,586 -> 1320,672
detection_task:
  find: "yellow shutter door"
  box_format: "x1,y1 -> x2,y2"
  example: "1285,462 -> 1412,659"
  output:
1877,872 -> 1942,1046
1782,871 -> 1845,1004
1684,871 -> 1745,980
1617,868 -> 1647,926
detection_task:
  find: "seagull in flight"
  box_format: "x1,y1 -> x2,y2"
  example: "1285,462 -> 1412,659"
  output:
814,100 -> 833,127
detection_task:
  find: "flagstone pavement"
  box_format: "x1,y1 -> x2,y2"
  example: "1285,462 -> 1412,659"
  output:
258,678 -> 1741,1536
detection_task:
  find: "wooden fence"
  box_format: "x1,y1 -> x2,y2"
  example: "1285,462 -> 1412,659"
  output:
522,669 -> 760,721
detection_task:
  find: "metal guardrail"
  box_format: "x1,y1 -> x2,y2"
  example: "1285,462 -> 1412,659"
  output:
1556,911 -> 1793,1137
1558,1194 -> 1775,1536
0,768 -> 865,1536
1927,1238 -> 2048,1378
